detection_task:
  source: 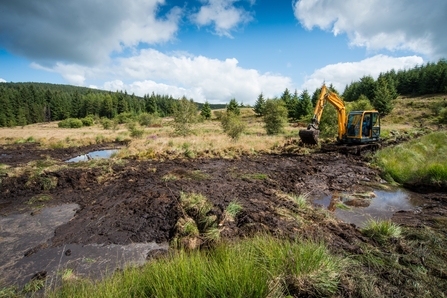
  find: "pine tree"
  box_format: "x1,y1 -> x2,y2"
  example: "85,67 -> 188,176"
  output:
373,77 -> 394,115
295,89 -> 313,120
227,98 -> 240,115
201,101 -> 212,119
253,93 -> 266,116
145,92 -> 158,114
280,88 -> 294,118
263,98 -> 288,135
311,87 -> 321,107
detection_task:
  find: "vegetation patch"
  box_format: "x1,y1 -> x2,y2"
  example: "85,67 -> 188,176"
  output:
49,236 -> 345,298
361,219 -> 401,244
374,131 -> 447,187
27,194 -> 52,205
240,173 -> 268,180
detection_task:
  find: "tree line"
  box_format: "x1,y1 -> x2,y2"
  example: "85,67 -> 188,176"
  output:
0,83 -> 181,127
343,59 -> 447,113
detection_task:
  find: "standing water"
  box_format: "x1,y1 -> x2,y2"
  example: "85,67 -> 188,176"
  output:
65,149 -> 118,163
313,189 -> 424,227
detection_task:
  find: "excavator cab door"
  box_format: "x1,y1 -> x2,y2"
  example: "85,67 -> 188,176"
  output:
346,111 -> 380,143
346,113 -> 362,138
370,112 -> 380,140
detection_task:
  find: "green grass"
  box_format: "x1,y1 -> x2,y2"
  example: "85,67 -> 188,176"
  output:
361,219 -> 402,243
240,173 -> 268,180
374,131 -> 447,185
49,236 -> 345,298
225,201 -> 243,218
288,193 -> 309,209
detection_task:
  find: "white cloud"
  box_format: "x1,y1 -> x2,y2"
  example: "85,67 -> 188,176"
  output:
192,0 -> 254,37
0,0 -> 182,65
40,48 -> 292,104
302,55 -> 424,92
294,0 -> 447,59
0,78 -> 6,83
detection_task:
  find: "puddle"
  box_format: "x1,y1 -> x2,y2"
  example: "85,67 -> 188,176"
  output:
65,149 -> 118,163
313,189 -> 424,227
0,203 -> 167,289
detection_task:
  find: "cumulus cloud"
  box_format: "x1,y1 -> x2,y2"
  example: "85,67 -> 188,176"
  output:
112,49 -> 291,103
192,0 -> 254,37
104,80 -> 207,102
294,0 -> 447,59
302,55 -> 424,92
0,78 -> 6,83
0,0 -> 182,65
38,48 -> 292,104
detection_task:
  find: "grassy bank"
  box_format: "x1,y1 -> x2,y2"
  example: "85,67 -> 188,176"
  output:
47,236 -> 345,298
374,131 -> 447,186
24,223 -> 447,298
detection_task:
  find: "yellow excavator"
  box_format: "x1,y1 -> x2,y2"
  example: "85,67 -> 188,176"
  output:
299,84 -> 381,152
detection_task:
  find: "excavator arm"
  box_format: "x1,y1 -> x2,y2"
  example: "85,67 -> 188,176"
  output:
299,84 -> 347,144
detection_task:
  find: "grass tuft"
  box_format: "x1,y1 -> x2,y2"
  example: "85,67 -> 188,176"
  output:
225,201 -> 243,219
361,219 -> 402,243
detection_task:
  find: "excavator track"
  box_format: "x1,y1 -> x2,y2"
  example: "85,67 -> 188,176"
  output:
299,129 -> 320,145
319,143 -> 381,155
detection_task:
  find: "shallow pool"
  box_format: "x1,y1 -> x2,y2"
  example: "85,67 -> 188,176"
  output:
313,189 -> 424,227
65,149 -> 119,163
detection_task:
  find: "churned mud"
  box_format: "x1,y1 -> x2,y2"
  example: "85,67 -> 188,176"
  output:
1,142 -> 446,292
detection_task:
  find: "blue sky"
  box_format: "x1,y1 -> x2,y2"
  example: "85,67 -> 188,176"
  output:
0,0 -> 445,105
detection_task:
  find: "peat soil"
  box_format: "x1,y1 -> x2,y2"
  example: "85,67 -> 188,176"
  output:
1,142 -> 446,294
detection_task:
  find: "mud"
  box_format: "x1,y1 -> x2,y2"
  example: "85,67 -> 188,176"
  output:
1,142 -> 447,291
0,142 -> 121,167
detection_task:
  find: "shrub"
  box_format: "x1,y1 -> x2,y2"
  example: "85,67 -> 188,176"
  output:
263,98 -> 288,135
138,113 -> 161,127
81,116 -> 94,127
172,97 -> 198,136
100,118 -> 112,129
58,118 -> 83,128
115,112 -> 134,124
220,112 -> 246,140
346,95 -> 374,113
318,103 -> 338,138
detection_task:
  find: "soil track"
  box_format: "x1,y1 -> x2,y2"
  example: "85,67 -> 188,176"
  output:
1,142 -> 447,294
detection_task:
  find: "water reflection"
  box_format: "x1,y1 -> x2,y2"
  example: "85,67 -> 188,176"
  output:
314,189 -> 423,227
65,149 -> 118,163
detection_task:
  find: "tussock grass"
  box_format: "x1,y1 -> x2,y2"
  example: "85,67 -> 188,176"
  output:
361,219 -> 401,243
225,201 -> 243,219
374,131 -> 447,185
49,236 -> 345,298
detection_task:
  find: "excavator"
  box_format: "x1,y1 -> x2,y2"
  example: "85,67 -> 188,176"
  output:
299,84 -> 381,153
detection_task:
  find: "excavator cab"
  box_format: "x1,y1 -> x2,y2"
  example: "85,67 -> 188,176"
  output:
345,111 -> 380,144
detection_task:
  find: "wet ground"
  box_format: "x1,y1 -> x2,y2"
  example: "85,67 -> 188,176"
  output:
1,142 -> 446,290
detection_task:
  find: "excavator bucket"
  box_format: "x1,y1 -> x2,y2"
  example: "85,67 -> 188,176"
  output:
299,128 -> 320,145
